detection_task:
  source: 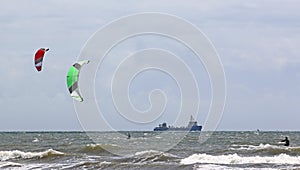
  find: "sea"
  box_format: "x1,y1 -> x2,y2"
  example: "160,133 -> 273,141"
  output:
0,131 -> 299,170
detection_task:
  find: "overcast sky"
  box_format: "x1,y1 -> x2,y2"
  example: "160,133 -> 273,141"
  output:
0,0 -> 299,131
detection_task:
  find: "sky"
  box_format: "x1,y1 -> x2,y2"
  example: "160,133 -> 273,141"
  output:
0,0 -> 299,131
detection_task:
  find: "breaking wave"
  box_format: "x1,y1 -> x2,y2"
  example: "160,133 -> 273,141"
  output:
180,153 -> 300,165
230,144 -> 300,154
59,161 -> 112,169
81,144 -> 121,154
0,149 -> 64,161
193,164 -> 300,170
0,161 -> 22,168
119,150 -> 178,164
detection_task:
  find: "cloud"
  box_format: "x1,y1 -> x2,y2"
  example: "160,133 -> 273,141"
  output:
0,0 -> 300,130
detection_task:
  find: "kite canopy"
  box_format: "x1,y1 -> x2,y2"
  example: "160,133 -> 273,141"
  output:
34,48 -> 49,71
67,60 -> 89,102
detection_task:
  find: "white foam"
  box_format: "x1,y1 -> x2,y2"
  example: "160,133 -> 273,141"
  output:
231,144 -> 277,151
32,138 -> 39,142
86,144 -> 101,148
133,150 -> 178,163
0,161 -> 22,168
86,143 -> 119,148
0,149 -> 64,161
230,143 -> 300,151
194,164 -> 298,170
180,153 -> 300,165
134,150 -> 161,156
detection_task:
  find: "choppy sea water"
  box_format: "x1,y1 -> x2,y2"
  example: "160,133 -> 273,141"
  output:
0,131 -> 299,169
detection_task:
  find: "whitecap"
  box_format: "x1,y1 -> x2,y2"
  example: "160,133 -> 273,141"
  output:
181,153 -> 300,165
32,138 -> 39,142
0,149 -> 64,161
0,161 -> 22,168
230,143 -> 300,152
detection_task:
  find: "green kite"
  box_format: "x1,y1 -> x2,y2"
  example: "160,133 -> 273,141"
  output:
66,60 -> 89,102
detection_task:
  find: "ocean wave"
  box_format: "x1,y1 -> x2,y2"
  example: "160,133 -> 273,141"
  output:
59,161 -> 112,169
0,149 -> 64,161
128,150 -> 178,163
80,143 -> 121,155
32,138 -> 39,143
194,164 -> 300,170
0,161 -> 22,168
230,144 -> 300,154
180,153 -> 300,165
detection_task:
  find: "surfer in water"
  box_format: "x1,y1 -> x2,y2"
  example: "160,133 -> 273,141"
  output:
127,133 -> 131,139
280,136 -> 290,146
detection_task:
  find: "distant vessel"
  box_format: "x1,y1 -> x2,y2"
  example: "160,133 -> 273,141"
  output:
153,116 -> 202,131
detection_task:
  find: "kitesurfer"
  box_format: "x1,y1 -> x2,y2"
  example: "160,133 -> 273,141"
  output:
280,136 -> 290,146
127,133 -> 131,139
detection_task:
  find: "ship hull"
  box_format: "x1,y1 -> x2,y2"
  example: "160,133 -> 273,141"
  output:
154,125 -> 202,131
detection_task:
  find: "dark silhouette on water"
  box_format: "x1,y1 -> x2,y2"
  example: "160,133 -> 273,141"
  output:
127,133 -> 131,139
153,115 -> 202,131
281,136 -> 290,146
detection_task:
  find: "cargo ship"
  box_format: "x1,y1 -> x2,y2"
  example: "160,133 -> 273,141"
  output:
153,115 -> 202,131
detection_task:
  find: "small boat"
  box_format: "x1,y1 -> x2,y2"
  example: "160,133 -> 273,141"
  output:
153,115 -> 202,131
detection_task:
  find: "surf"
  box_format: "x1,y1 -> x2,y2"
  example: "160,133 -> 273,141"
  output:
0,149 -> 64,161
230,143 -> 300,155
180,153 -> 300,165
